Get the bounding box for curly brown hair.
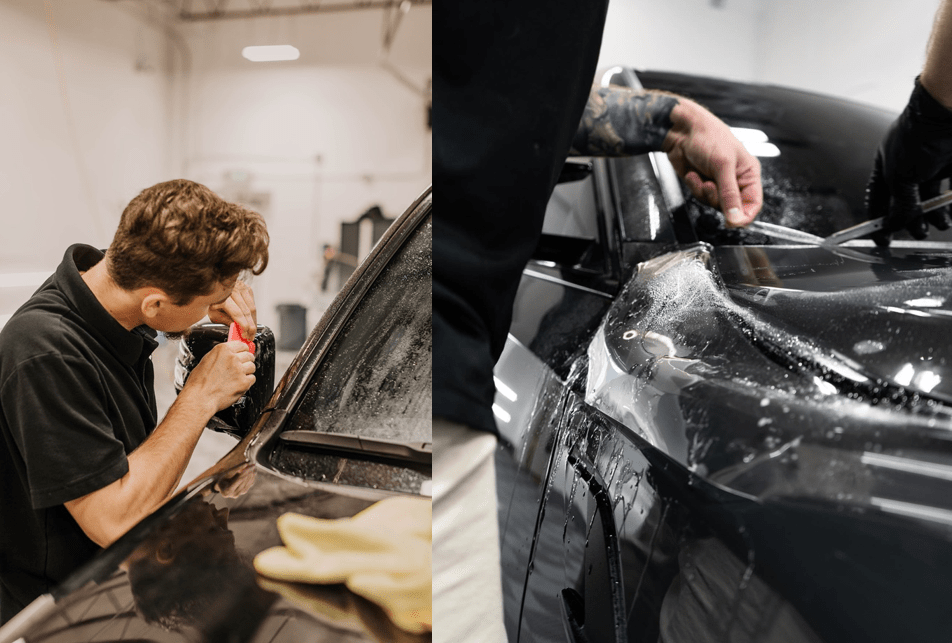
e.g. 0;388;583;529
107;180;269;304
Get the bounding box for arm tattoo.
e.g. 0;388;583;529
569;85;679;156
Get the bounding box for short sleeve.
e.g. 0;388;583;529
1;353;128;508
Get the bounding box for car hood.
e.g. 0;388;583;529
714;242;952;403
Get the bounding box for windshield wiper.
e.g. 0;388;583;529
279;430;432;468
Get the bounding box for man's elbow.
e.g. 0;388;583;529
64;489;140;548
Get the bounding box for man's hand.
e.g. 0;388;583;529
183;341;256;413
569;86;762;227
208;279;257;339
663;99;763;227
866;78;952;247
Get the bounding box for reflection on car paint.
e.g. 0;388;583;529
18;472;428;643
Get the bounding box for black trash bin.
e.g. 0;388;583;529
276;303;307;351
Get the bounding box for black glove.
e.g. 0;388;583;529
867;77;952;247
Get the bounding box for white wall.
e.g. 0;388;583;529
179;7;431;330
0;0;173;317
756;0;940;112
598;0;941;113
0;0;432;336
598;0;764;83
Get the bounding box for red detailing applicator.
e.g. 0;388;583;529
228;321;256;355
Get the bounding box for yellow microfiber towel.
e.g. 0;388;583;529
253;496;432;634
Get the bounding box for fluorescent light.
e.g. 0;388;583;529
492;403;511;424
730;127;768;143
600;66;624;87
730;127;781;158
813;376;837;395
863;452;952;481
871;497;952;527
743;142;781;158
895;363;915;387
905;297;945;308
914;370;942;393
493;376;517;402
242;45;300;62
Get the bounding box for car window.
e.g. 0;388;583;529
542;165;599;240
283;213;432;444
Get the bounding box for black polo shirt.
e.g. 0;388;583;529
0;244;158;624
432;0;610;433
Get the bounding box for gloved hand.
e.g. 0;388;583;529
253;496;432;634
867;77;952;247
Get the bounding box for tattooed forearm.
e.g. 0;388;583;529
569;85;680;156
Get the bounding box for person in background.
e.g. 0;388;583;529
868;0;952;245
432;2;762;641
0;179;268;624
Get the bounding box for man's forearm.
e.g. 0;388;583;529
922;0;952;108
64;390;216;547
569;85;680;157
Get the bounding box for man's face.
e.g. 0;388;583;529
155;279;236;339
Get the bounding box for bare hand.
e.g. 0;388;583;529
184;341;256;412
663;99;763;227
208;280;257;340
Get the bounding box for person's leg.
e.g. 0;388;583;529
432;417;508;642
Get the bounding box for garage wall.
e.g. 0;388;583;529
598;0;941;113
597;0;764;84
0;0;173;321
0;0;431;336
755;0;940;112
178;8;432;329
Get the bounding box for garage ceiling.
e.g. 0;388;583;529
150;0;431;22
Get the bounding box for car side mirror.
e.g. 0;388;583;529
557;160;593;184
173;323;276;438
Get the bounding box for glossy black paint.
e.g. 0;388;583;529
19;468;425;643
496;70;952;643
715;243;952;403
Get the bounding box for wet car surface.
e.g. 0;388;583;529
0;189;432;643
494;69;952;642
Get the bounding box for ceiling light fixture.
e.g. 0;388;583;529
242;45;300;62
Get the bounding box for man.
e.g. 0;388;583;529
867;0;952;244
0;179;269;624
432;3;762;641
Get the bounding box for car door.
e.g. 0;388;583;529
496;152;687;642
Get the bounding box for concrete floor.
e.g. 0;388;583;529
151;337;298;490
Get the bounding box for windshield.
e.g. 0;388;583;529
267;209;431;494
632;70;902;244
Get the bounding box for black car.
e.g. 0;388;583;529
494;68;952;643
0;188;432;643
